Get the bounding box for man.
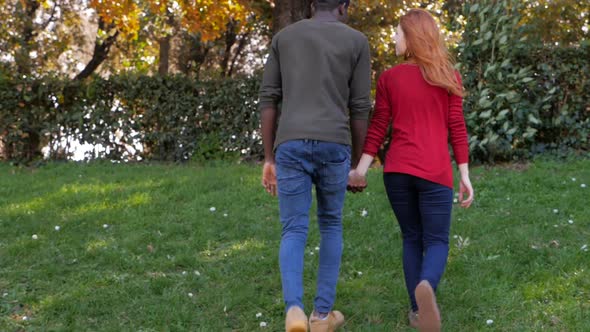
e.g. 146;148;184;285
258;0;371;331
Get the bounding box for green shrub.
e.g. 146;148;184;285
0;75;262;162
457;0;589;162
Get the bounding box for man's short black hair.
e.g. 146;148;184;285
314;0;350;11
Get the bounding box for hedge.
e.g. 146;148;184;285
1;1;588;163
0;74;262;162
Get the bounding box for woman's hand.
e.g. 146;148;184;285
458;163;474;208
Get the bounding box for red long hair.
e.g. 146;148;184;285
400;9;464;97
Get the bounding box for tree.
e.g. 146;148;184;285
0;0;85;77
0;0;87;160
348;0;458;78
521;0;589;45
148;0;255;75
272;0;313;33
77;0;141;80
171;0;272;78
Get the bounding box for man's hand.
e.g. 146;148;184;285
347;169;367;193
262;161;277;196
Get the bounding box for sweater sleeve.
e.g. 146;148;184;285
258;36;282;110
348;37;372;120
449;72;469;164
362;72;392;156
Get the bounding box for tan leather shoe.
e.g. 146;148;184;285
415;280;441;332
309;310;344;332
285;306;308;332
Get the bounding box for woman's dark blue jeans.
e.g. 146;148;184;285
383;173;453;311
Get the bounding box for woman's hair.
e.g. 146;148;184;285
400;9;463;96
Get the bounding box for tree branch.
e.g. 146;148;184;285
228;30;251;77
38;0;59;32
74;18;119;80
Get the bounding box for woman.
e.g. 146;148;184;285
349;9;474;332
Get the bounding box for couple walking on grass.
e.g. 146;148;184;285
258;1;475;331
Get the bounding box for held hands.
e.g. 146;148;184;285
347;169;367;193
263;162;369;196
262;161;277;196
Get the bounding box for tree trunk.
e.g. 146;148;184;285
75;18;118;81
0;134;8;160
220;20;238;77
12;0;41;162
158;35;171;75
228;31;251;77
15;0;40;76
273;0;313;33
194;45;210;79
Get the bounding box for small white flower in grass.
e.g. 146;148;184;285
182;271;187;275
103;224;109;229
54;225;60;231
582;184;587;188
188;292;194;297
210;207;216;212
2;292;7;297
223;213;228;217
22;316;28;321
453;235;458;239
357;271;363;276
568;219;574;224
486;319;493;325
553;224;558;228
309;251;314;256
194;270;201;276
315;246;320;251
256;312;262;318
572;177;576;182
361;209;368;217
456;236;470;250
32;234;38;240
453;198;458;203
553;209;559;214
582;244;588;251
260;322;267;327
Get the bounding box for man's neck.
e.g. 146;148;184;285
313;11;340;22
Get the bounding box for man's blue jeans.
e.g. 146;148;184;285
275;139;351;313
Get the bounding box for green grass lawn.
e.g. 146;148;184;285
1;159;589;331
